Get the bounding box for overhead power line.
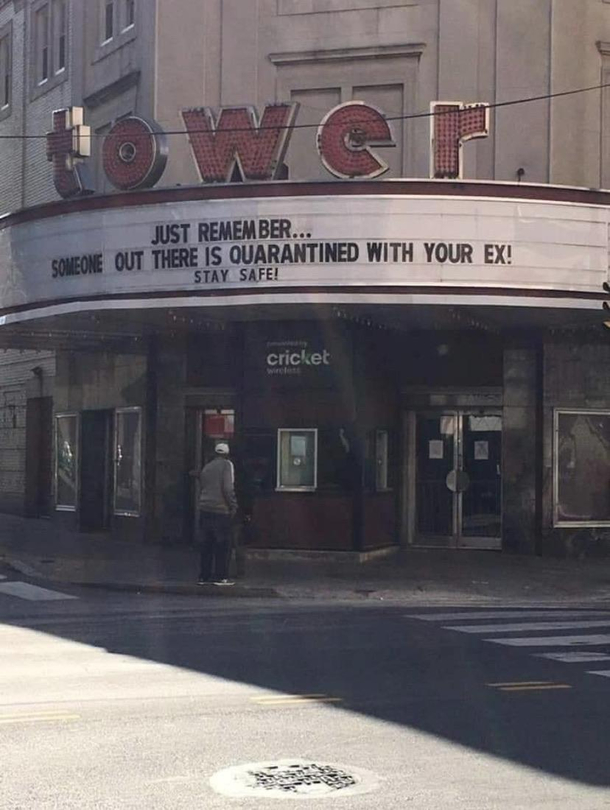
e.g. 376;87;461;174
0;80;608;140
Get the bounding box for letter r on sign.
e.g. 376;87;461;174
46;107;93;199
430;102;490;179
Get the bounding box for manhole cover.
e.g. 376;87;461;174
210;759;379;800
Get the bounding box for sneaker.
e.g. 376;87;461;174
213;579;235;586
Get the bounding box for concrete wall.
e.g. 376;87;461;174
152;0;610;187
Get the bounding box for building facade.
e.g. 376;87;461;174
1;0;610;558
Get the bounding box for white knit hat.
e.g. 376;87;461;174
215;442;230;455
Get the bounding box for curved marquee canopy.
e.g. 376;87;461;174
0;180;607;327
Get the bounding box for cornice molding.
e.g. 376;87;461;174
269;42;425;67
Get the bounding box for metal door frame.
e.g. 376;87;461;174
411;409;502;550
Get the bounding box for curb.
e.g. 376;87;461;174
3;557;281;599
4;550;610;606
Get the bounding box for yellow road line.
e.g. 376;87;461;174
252;694;342;706
0;714;80;725
0;710;78;719
497;684;572;692
253;693;329;702
487;681;555;687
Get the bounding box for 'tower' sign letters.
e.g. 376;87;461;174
47;99;490;199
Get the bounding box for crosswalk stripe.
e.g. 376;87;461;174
536;652;610;663
488;633;610;647
405;610;610;622
0;582;77;601
409;609;610;684
447;619;610;634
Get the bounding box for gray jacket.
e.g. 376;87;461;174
198;456;238;515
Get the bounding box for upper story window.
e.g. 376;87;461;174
0;29;11;111
102;0;114;43
33;0;68;91
123;0;135;30
100;0;135;46
35;5;50;83
53;0;67;73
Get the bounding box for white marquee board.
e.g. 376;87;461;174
0;194;607;321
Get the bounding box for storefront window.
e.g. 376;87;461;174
114;407;142;516
277;429;317;491
55;413;78;510
555;410;610;525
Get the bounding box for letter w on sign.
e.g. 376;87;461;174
430;102;489;179
181;103;299;183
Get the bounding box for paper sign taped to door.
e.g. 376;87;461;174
474;440;489;460
429;440;444;460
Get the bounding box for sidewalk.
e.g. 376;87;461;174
2;514;610;605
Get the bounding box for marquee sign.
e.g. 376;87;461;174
0;194;606;322
47;99;490;199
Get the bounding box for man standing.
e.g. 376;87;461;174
197;442;238;586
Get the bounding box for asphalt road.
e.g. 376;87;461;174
2;564;610;809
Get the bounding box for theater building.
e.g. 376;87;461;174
1;1;610;558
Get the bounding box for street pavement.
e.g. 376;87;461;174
1;563;610;809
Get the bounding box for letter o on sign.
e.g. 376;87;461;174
103;116;168;191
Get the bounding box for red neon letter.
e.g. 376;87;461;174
181;103;299;183
46;107;93;199
317;102;395;179
431;102;489;179
103;117;168;191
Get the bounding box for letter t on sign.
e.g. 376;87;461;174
46;107;93;199
430;102;490;179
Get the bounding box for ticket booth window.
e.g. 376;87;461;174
277;429;317;491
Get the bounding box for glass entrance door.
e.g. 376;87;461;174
415;411;502;549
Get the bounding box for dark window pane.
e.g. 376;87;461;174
239;433;276;495
55;415;78;509
105;1;114;40
318;428;358;492
114;410;142;514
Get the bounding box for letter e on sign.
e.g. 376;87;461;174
430;101;489;179
103;117;168;191
317;101;395;179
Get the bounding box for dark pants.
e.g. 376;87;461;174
198;511;234;581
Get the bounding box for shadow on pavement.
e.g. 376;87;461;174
2;598;609;788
